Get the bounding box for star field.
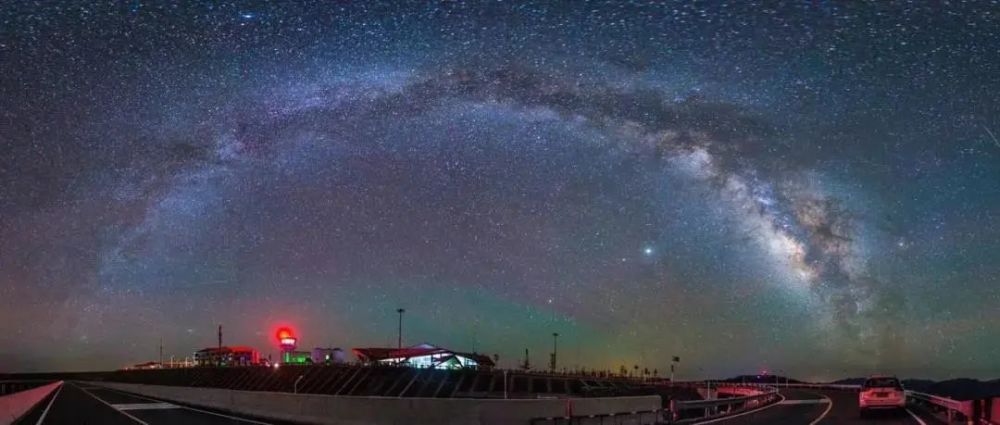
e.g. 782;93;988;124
1;1;998;380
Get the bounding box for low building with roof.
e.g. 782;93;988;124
127;361;161;370
353;343;494;370
312;347;347;364
194;346;260;366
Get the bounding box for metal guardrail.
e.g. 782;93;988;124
530;409;664;424
526;381;999;425
0;380;55;396
907;391;970;415
906;390;979;423
528;384;780;424
691;381;861;391
760;382;995;424
777;383;998;424
19;366;650;399
669;382;999;425
0;380;62;424
778;383;861;390
669;385;780;423
773;383;993;424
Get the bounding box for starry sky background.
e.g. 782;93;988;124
1;1;998;380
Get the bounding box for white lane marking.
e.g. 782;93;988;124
73;383;150;425
803;391;833;425
35;383;63;425
96;386;273;425
779;399;831;405
111;402;179;411
906;408;929;425
693;393;786;424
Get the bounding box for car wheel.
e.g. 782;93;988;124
859;408;867;418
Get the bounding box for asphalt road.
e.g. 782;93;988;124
14;382;956;425
692;388;950;425
16;382;280;425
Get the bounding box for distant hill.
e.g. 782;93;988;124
720;375;804;384
899;379;937;393
829;377;1000;400
918;378;1000;400
830;377;866;386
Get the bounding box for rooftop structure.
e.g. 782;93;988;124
194;346;260;367
353;343;495;370
312;347;347;364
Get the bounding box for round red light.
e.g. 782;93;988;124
276;327;294;341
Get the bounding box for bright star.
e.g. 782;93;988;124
643;247;654;255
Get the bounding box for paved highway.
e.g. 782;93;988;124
694;387;949;425
16;382;284;425
13;381;957;424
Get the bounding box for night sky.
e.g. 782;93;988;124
1;1;998;380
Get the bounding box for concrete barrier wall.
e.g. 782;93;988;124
0;381;62;425
88;382;659;425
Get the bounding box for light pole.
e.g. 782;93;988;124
503;369;508;399
396;308;405;352
551;333;559;372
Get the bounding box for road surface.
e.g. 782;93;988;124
693;387;949;425
16;381;284;425
15;382;953;424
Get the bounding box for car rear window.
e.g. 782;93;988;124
864;378;902;389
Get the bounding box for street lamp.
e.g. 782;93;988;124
396;308;405;352
503;369;509;399
551;333;559;372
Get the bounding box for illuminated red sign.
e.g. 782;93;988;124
276;326;297;350
276;327;294;341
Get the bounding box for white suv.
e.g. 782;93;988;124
859;375;906;417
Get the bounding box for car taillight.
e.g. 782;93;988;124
864;388;902;398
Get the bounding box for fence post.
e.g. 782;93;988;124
967;398;979;425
